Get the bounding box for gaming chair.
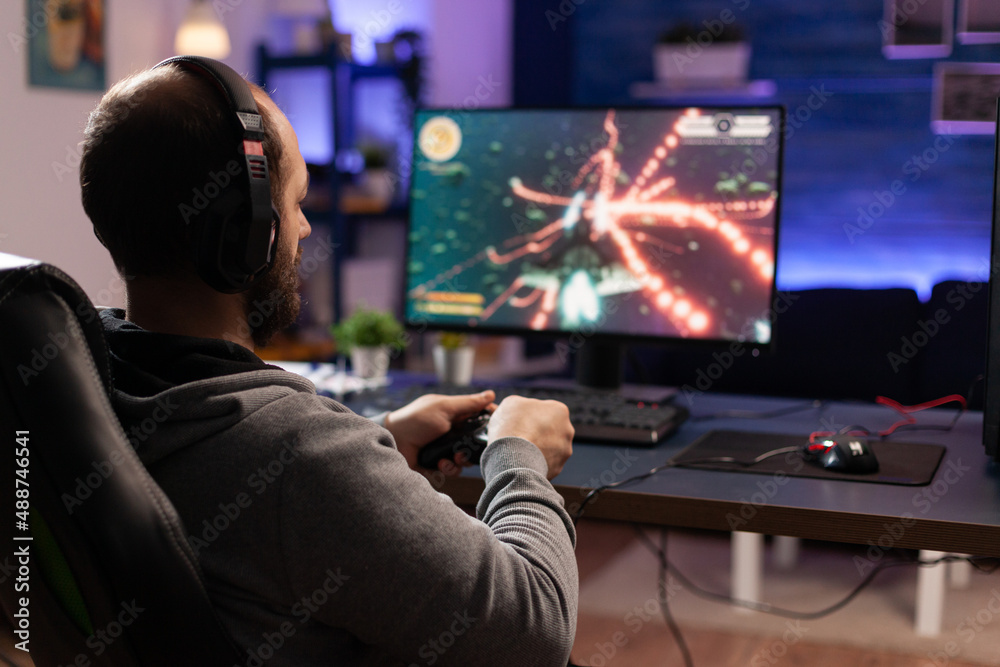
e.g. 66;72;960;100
0;253;241;666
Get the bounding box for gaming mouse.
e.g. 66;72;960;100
804;435;879;474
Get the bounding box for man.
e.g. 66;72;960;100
79;59;578;666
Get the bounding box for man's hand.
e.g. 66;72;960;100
384;391;496;476
488;396;574;479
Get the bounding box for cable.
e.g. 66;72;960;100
571;445;805;525
632;530;1000;620
806;393;967;444
653;528;694;667
679;445;802;468
966;374;984;408
690;399;824;422
572;460;678;526
571;526;999;667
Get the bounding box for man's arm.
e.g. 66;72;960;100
276;397;577;667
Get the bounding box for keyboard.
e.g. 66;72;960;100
354;383;689;446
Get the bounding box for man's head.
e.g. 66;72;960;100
80;61;311;347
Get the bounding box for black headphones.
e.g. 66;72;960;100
151;55;279;294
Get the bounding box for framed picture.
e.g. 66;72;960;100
957;0;1000;45
26;0;105;91
882;0;954;59
931;62;1000;134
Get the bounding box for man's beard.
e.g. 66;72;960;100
244;244;303;348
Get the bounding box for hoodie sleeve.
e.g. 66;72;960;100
274;395;578;667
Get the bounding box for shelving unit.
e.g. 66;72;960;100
257;44;420;324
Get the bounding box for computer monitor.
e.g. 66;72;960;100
405;106;785;389
982;99;1000;462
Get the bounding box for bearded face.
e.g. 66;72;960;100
244;242;303;348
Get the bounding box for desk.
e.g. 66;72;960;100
430;392;1000;556
341;386;1000;635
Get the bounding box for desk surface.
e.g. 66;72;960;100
430;392;1000;556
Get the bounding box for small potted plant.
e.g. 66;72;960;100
359;142;395;207
332;306;405;379
433;332;475;386
654;22;750;88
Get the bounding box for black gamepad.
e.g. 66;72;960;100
417;410;491;470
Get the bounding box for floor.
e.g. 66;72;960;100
2;521;996;666
570;520;1000;667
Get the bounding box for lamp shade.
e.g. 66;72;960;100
175;0;231;59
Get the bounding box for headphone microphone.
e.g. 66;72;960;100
152;55;279;294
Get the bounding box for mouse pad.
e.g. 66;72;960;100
672;430;946;486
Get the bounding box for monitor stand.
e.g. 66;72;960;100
526;340;678;404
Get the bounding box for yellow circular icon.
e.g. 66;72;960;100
418;116;462;162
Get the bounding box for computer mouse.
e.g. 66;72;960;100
804;435;879;474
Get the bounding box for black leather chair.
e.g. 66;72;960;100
0;253;240;666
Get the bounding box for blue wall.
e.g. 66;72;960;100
571;0;1000;298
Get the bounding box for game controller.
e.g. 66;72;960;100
417;410;491;470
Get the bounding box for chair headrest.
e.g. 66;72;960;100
0;252;113;395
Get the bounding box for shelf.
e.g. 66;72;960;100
258;43;421;324
258;333;336;362
630;79;777;101
258;47;410;80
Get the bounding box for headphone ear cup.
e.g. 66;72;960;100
191;189;249;293
190;206;229;294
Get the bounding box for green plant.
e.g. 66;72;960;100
658;22;743;44
437;332;470;349
331;306;405;353
359;143;390;170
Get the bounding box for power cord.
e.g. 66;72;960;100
635;529;998;620
568;529;999;667
571;446;801;526
690;399;824;422
650;528;694;667
808;393;967;443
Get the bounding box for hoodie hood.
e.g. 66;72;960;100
100;308;320;466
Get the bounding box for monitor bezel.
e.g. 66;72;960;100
403;104;787;352
982;98;1000;461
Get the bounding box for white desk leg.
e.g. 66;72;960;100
949;554;971;589
915;549;947;636
732;531;764;613
773;535;800;570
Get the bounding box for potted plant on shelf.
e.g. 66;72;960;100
359;142;395;208
331;306;405;379
654;22;751;88
433;332;475;386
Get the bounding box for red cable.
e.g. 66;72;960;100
874;394;966;437
807;394;966;444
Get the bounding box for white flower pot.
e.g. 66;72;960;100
433;345;475;386
363;168;395;207
654;41;751;87
351;345;390;379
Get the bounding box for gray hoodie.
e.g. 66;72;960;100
100;309;578;666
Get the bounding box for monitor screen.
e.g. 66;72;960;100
405;106;784;346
